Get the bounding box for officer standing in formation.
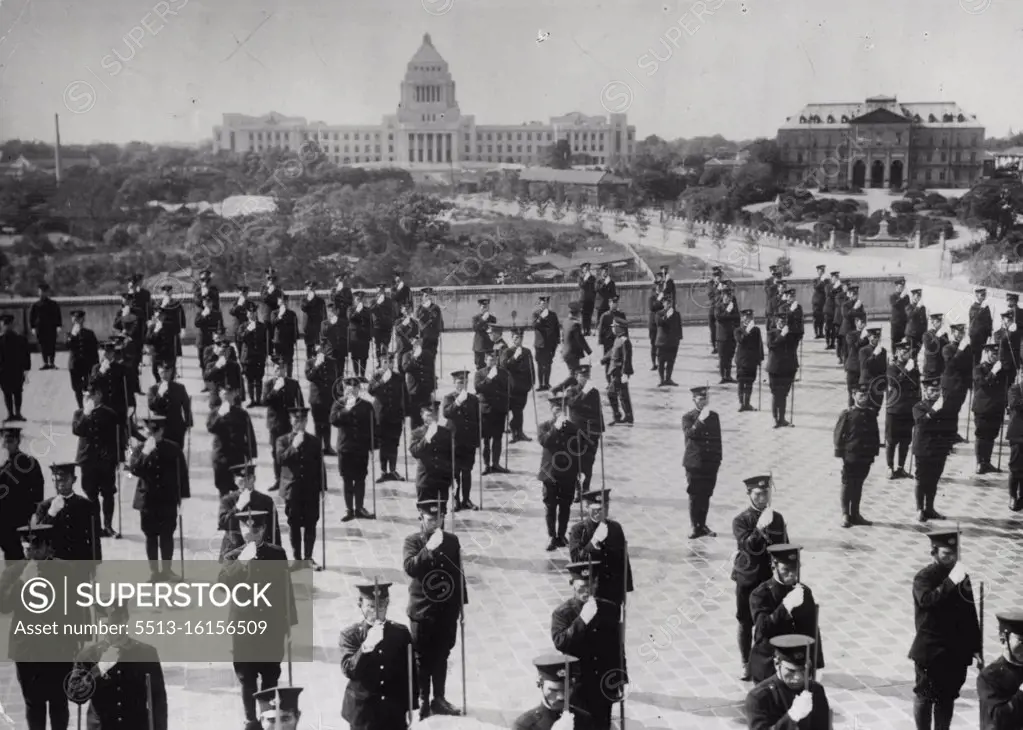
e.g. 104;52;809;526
681;385;721;539
833;384;880;527
561;302;591;373
537;394;582;551
512;654;595;730
744;634;831;729
503;326;536;441
264;355;305;492
0;426;44;560
330;376;376;522
471;297;497;369
300;280;326;360
885;338;919;479
969;286;994;364
654;292;682;387
890;277;910;351
30;282;63;370
217;461;281;559
973;343;1007;475
533;294;561;392
475;349;510;474
1008;371;1023;512
66;308;99;409
766;313;798;428
823;271;841;350
36;462;102;563
734;308;763;412
715;280;740;383
811;265;828;339
603;318;634;425
442;370;480;511
277;406;324;566
368;352;404;481
568;489;633;610
409;400;454;502
207;383;258;495
976;610;1023;730
912;377;957;521
0;313;30;421
270;294;299;378
252;687;303;730
905;287;928;358
578;263;596;336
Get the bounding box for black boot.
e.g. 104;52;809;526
932;700;954;730
913;697;933;730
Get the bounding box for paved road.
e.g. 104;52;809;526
0;329;1019;730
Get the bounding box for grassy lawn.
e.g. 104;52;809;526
632;244;757;279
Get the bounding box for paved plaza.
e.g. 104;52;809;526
1;327;1021;730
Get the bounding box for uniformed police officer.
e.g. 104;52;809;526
415;287;444;356
263;356;305;492
766;313;799;428
996;310;1022;386
471;298;497;369
557;365;603;492
921;313;948;379
859;326;888;417
203;331;244;408
734;309;763;412
731;475;788;681
595;265;617;326
300;280;327;361
475;349;511;474
207;384;259;496
240;302;268;406
941;322;973;442
811;265;828;339
28;282;62;369
441;371;481;511
654;295;682;388
976;609;1023;730
367;352;405;481
578;263;597;336
512;654;595;730
905;287;928;359
829;278;847;357
409;400;455;503
269;294;299;378
538;394;582;551
503;326;537;441
744;634;831;729
843;315;869;406
66;309;99;409
403;333;436;430
72;384;122;538
74;602;169;730
562;303;591;374
833;384;880;527
707;265;723;353
252;686;303;730
969;287;994;365
196;293;225;372
320;301;348;377
0;426;44;560
551;560;626;730
749;545;824;684
568;489;633;610
392;302;419;374
217;462;282;560
330;376;376;522
35;462;102;564
533;295;561;391
348;290;373;376
128;414;189;580
681;386;722;539
277;407;324;566
890;277;910;351
339;581;418;730
913;377;958;522
403;499;467;719
597;296;626;358
0;313;30;422
1008;370;1023;513
147;359;193;449
370;283;395;364
973;343;1007;474
909;529;982;730
886;338;920;479
823;271;840;350
716;281;740;383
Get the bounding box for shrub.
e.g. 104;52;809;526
891;200;915;214
775;255;793;277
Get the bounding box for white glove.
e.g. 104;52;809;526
237;296;246;306
246;322;256;332
1011;323;1018;333
100;360;110;373
413;345;422;358
788;690;813;722
158;381;169;396
292;431;305;447
142;437;156;456
757;507;774;529
591;521;608;545
377;294;384;304
906;358;915;372
381;370;392;383
426;423;438;442
621;374;629;384
782;584;805;612
933;396;944;411
959;337;968;351
71;324;81;336
727;302;735;312
202;306;211;316
426;528;443;551
403;316;412;325
488;366;498;379
218;400;231;416
556;415;567;429
789;301;797;312
274;377;284;391
239;542;258;561
236;490;251;511
48;495;66;517
948;562;967;585
579;597;598;624
781;326;790;336
267;284;276;293
83;399;95;416
97;646;121;676
993;361;1003;374
306;291;315;301
315;353;325;366
216;356;227;368
541;308;549;318
698;406;711;421
873;345;883;356
667;307;675;316
345;397;357;411
854;300;863;309
362;623;384;652
154;321;163;332
551;711;575;730
456;390;468;404
514;347;522;359
356;303;363;312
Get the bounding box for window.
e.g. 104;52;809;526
487;133;492;140
388;145;393;153
547;133;552;141
527;133;532;141
895;133;902;145
344;133;349;140
344;158;350;164
497;145;503;153
970;151;976;162
375;145;380;153
344;145;349;153
940;152;947;162
926;170;933;181
465;147;470;154
388;133;393;141
939;171;946;181
517;133;522;140
517;145;522;152
487;145;492;153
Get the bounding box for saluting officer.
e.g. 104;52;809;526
731;475;788;682
595;265;617;325
940;322;973;442
195;293;224;373
348;290;373;376
811;265;828;339
66;309;99;409
766;313;798;428
659;264;676;303
745;634;831;729
885;339;920;480
749;545;824;684
843;315;868;405
128;415;189;581
128;272;153;321
409;400;455;503
1009;292;1023;328
716;281;740;384
392;269;413;313
782;287;804;344
203;332;244;409
839;283;865;364
416;287;444;356
332;270;355;316
207;383;258;495
277;406;324;567
471;297;497;369
708;265;724;353
969;287;994;365
29;281;62;370
305;339;338;456
909;529;982;730
503;326;536;441
442;370;480;511
913;377;958;522
681;386;722;539
240;302;268;407
567;489;633;610
392;302;420;374
512;654;596;730
833;384;880;527
72;386;122;538
147;360;193;449
260;268;284;331
823;271;840;350
890;277;910;351
551;560;626;730
370;283;395;363
74;602;169;730
0;426;44;560
562;303;591;373
217;461;282;560
368;352;405;481
905;288;929;359
555;364;604;493
648;276;665;371
229;285;253;355
996;310;1022;386
475;349;511;474
270;294;299;378
264;355;305;492
403;499;467;719
654;294;682;388
603;319;633;426
973;343;1007;475
300;280;327;360
859;326;888;417
156;283;186;369
538;394;582;551
403;333;436;430
330;376;376;522
0;313;30;422
597;295;626;358
578;263;597;336
734;308;763;412
921;312;948;379
320;300;348;378
35;462;102;563
339;581;418;730
976;610;1023;730
830;279;848;357
89;340;131;438
533;294;561;392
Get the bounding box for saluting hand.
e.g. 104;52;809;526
782;584;805;612
781;326;790;337
426;528;443;551
551;710;575;730
488;366;498;379
239;542;258;561
158;380;169;396
789;301;797;312
456;390;468;405
142;438;156;456
948;561;967;585
591;521;608;545
579;597;598;624
292;431;305;447
788;690;813;722
236;490;251;511
426;423;438;442
98;646;121;676
993;361;1003;375
48;495;65;518
363;622;384;652
274;377;285;391
698;405;711;421
381;370;392;383
756;507;774;529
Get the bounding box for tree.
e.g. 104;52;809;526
710;221;728;260
542;140;572;170
550;201;566;223
743;228;763;271
632;209;650;242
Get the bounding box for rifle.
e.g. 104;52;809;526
619;538;628;729
146;672;155;730
979;581;985;668
319;456;327;572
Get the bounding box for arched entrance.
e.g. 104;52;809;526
851;160;866;188
870;160;885;188
890;160;904;189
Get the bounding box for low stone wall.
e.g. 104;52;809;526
0;276;903;349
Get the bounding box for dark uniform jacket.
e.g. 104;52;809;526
472;311;498;353
146;381;193;447
402;530;468;621
579;272;596;303
217;489;282;558
301;294;327;342
67;326;100;373
340;619;417;730
441;392;481;449
823;281;838;319
940;341;973;393
745;676;831;730
595;278;617;313
501;346;536;395
886;363;921;416
655;309;683;348
239;321;268;368
276;431;325;512
35;493;102;562
715;297;740;342
912;399;958;458
766;330;799;377
787;302;805;341
305;355;339;420
474;366;510;414
661;277;676;304
681;409;722;473
891;292;910;334
648;294;665;330
973;362;1008;417
840;299;865;337
844;332;867;375
750;579;825;678
812;277;828;312
1008;384;1023;444
263;377;305;436
970;303;994;344
597;310;627;352
402;349;436;407
29;297;62;333
219;542;295;662
206;405;258;469
858;342;888;386
75;638;168;730
908;561;981;667
330;398;376;454
88;361;130;420
533;310;562;353
562;321;591;362
369;295;394;340
537;418;582;484
831;289;847;327
192;281;221;309
409;424;454;499
568;519;634;606
833;406;881;462
0;450;44;535
976;656;1023;730
270;308;299;352
730;508;788;588
565;384;604;438
129;438;190;512
415;303;443;347
392;281;413;313
203;349;243;393
0;329;30;384
996;326;1023;383
348;305;373;349
551;596;626;704
320;318;347;359
156;302;186;356
260;283;284;317
368;370;406;429
195;308;224;356
906;302;929;340
512;704;596;730
331;286;354;317
921;330;948;378
734;325;764;376
228;297;250;336
392;316;419;368
604;336;633;379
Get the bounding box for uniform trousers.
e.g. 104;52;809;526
942;387;968;434
579;435;599;493
0;525;25;560
373;332;391;362
840;459;872;516
234;662;281;724
16;661;72;730
80;462;117;528
717;340;736;379
273;347;295;379
473;351;488;370
243;365;265;404
214;462;238;495
647;325;658;366
708;312;717;349
685;468;718;528
269;430;289;488
542;479;575;539
812;306;825;337
37;330;58;366
379;421;403;474
454;445;476;503
973;413;1000;465
535;349;555;389
349;343;370;377
509;392;529;435
836;332;847;363
339;450;370;512
845;371;860;406
736;371;757;408
913;660;968;730
914;453;949;511
607;375;632;421
891;325;906;354
411;615;459;703
140;508;176;573
1009;443;1023;502
768;375;793;423
885;413;914;469
312;408;332;453
735;584;756;665
656;345;678;384
286;503;318;560
1;378;24;418
69;369;91;408
824;316;836;347
581;301;595;335
481;412;506;467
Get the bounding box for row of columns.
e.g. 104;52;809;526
407;132;453;164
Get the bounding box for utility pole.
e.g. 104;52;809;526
54;113;63;186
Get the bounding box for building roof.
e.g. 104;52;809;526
994;147;1023;157
518;168;626;185
409;33;445;66
526;246;632;271
779;97;982;130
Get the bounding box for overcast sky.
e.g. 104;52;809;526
1;0;1018;145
